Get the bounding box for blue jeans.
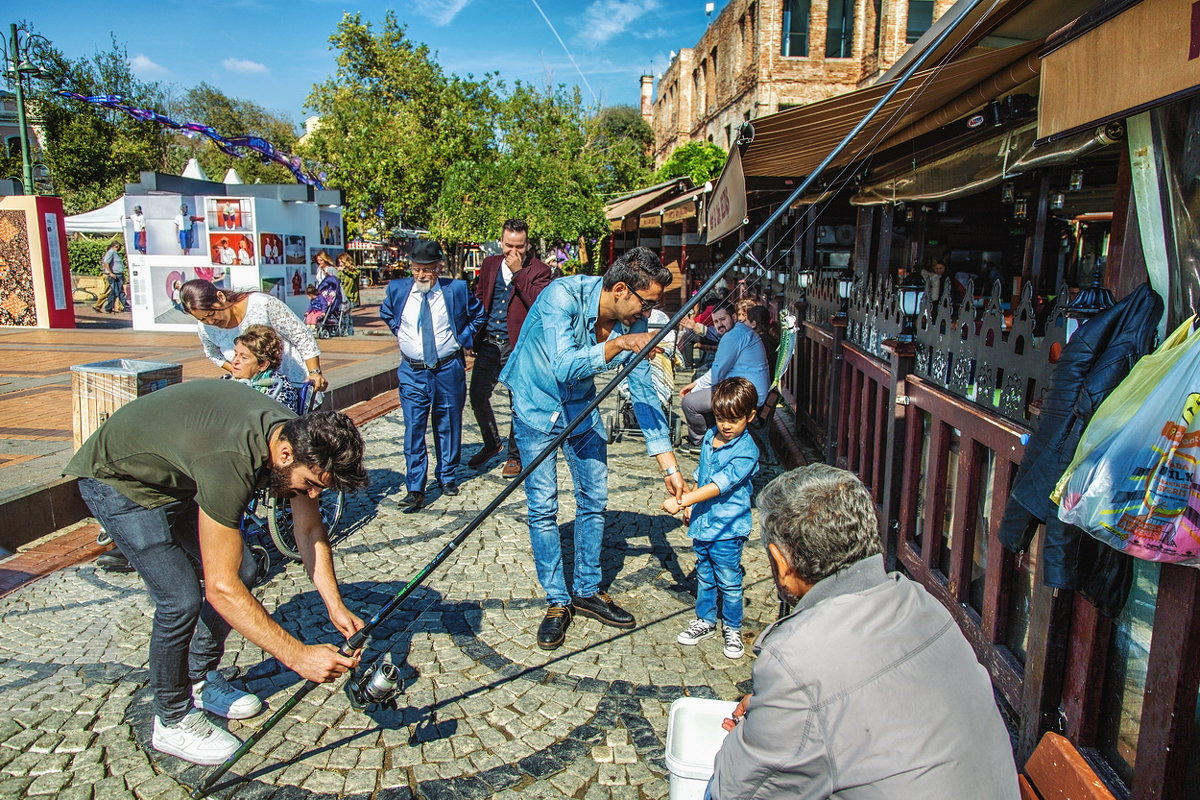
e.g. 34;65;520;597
694;537;746;629
513;415;608;605
103;274;126;312
78;478;255;723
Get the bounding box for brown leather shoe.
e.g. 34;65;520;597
501;458;522;478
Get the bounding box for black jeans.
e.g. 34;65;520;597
469;337;520;461
78;478;255;723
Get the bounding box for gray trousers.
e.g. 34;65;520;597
681;386;714;445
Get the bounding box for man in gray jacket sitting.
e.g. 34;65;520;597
708;464;1019;799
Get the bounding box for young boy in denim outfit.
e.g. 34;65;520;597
662;376;760;658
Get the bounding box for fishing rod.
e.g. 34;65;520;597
190;3;988;794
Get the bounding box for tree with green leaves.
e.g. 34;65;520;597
655;140;727;186
300;12;498;239
585;105;654;198
430;81;607;252
167;83;299;184
22;32;169;213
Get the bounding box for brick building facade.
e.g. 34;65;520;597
651;0;956;164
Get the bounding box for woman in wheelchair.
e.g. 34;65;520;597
227;325;304;413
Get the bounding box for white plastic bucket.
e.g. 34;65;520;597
665;697;739;800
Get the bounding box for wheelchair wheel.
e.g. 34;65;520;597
266;490;346;561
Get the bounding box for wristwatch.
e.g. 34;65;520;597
662;465;679;478
309;368;323;375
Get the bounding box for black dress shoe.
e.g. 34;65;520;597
467;444;502;469
441;483;460;497
571;592;635;629
537;604;573;650
398;491;426;510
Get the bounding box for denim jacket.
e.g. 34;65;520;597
690;428;759;541
500;275;671;455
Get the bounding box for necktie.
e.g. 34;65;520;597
420;291;438;365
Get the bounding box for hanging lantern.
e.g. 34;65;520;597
1050;192;1066;211
1001;182;1015;203
1069;170;1084;191
897;273;926;343
1013;197;1028;221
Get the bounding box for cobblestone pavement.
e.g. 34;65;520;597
0;389;783;799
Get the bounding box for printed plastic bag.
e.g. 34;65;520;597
1055;317;1200;564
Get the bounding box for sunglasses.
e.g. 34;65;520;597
627;284;658;313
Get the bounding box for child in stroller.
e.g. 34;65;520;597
607;309;686;447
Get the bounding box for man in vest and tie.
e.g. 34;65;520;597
381;241;487;510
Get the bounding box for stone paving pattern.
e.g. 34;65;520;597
0;386;783;799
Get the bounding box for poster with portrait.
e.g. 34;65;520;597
209;233;255;266
284;235;307;265
207;198;253;231
319;210;342;246
288;267;307;297
123;195;207;258
147;265;228;325
259;233;284;264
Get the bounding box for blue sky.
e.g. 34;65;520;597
26;0;728;126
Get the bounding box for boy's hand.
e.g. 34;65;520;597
661;497;682;515
682;507;691;524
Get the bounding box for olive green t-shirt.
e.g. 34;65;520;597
65;379;296;528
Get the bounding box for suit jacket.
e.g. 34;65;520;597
473;255;553;346
380;277;487;354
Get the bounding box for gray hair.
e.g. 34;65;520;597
757;464;881;583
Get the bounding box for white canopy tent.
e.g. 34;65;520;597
64;197;124;234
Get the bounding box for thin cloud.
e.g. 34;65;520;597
223;58;269;74
129;54;167;76
575;0;661;47
412;0;471;26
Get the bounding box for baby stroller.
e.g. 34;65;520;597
606;310;686;447
314;278;354;338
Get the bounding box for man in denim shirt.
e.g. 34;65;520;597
500;247;686;650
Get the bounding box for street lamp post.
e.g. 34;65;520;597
4;23;53;195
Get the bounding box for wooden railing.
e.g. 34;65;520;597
770;279;1200;799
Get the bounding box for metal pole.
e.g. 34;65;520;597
9;24;36;195
192;1;986;794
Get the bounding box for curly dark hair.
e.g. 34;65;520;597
602;246;673;292
279;411;369;492
235;324;284;371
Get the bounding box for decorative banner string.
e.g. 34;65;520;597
56;91;326;189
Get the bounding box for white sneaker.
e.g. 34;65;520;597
723;627;745;659
677;618;717;646
151;710;242;765
192;670;263;720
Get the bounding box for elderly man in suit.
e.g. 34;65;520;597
381;240;487;510
467;219;553;478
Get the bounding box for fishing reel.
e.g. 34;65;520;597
345;659;403;711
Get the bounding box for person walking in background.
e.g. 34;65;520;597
662;377;759;660
499;247;685;651
467;219;552;478
337;252;360;308
98;242;127;314
380;240;487;511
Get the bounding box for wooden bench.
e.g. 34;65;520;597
1020;732;1115;800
